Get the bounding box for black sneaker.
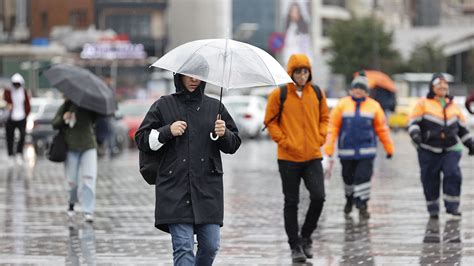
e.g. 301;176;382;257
359;206;370;219
301;237;313;258
344;198;353;215
291;246;307;263
447;210;462;220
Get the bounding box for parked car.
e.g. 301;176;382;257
222;95;267;139
117;99;153;146
27;98;64;154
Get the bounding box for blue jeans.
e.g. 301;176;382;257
65;149;97;214
168;223;220;266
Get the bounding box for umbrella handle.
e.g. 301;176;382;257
210;132;219;141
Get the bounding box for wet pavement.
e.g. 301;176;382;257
0;132;473;265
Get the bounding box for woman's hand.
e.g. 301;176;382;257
171;121;187;136
214;114;226;137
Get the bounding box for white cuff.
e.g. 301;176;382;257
149;129;164;151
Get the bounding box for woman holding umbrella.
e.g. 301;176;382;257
135;72;241;265
44;64;116;223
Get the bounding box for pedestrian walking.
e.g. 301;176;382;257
3;73;30;166
323;71;394;219
135;73;241;265
408;72;474;220
264;53;329;263
52;99;99;223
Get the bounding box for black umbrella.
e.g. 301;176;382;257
43;64;115;115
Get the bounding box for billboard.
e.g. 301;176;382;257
281;0;313;65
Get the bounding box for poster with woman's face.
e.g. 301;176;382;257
281;0;313;65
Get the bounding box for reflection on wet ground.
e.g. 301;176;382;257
0;132;473;265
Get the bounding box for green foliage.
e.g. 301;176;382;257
327;17;400;83
407;39;446;72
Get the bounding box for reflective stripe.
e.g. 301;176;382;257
339;149;356;156
359;147;377;155
360;112;375;119
461;133;472;142
358;193;370;200
408;124;420;134
444;194;460;202
446;117;458;126
423;114;444;126
354;188;370;199
409;117;422;125
342;112;355;118
426;199;439;206
420;143;443;153
354;182;371;192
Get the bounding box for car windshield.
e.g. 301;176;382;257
118;103;150;117
225;101;250;110
44;104;61;116
30;105;40;114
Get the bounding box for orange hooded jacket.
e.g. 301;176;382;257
264;54;330;162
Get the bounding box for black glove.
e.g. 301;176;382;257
386;154;392;159
469;148;474;156
411;134;422;145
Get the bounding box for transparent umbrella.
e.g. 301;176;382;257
151;39;293;140
150;38;293;100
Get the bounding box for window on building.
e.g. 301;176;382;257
105;14;151;39
70;9;88;28
323;0;346;8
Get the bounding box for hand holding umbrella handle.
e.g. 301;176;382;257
210;114;224;141
210;132;219;141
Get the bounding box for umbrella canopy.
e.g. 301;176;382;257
43;64;116;115
354;70;397;93
151;39;293;89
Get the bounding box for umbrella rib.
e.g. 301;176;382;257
250;46;278;85
177;40;218;75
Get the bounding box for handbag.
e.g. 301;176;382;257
47;130;68;162
0;108;10;124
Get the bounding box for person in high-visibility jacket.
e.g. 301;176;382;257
408;72;474;220
324;71;394;219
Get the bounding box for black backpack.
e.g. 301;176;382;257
263;84;323;130
139;95;180;185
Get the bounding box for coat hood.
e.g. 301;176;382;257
173;73;207;94
427;72;453;100
11;73;25;86
287;54;312;83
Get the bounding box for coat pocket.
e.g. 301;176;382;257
209;157;223;175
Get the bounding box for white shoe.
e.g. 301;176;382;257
67;210;75;218
15;154;24;165
7;156;15;167
84;213;94;223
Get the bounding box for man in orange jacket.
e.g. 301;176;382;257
264;54;329;263
324;71;394;219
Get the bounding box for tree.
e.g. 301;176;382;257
327;17;401;83
407;40;446;72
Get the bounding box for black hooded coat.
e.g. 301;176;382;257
135;74;241;232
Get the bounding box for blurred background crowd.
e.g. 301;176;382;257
0;0;473;158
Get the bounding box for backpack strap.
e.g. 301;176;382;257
262;85;287;130
311;85;322;102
